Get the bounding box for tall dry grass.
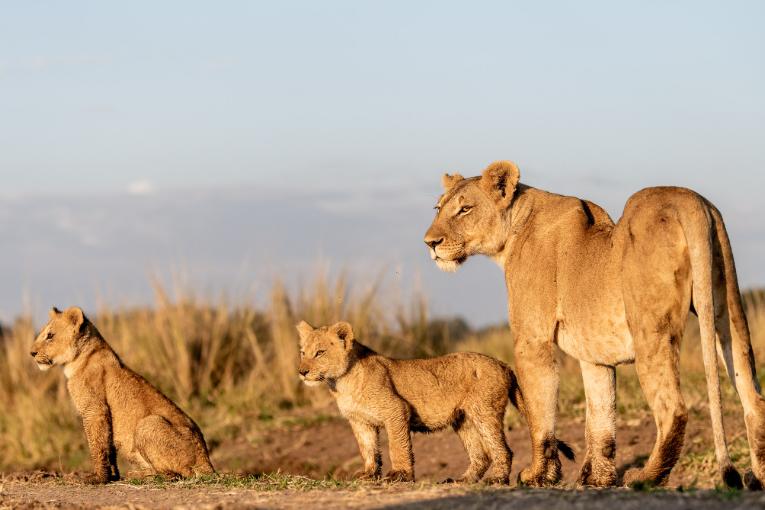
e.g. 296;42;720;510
0;273;454;471
0;277;764;473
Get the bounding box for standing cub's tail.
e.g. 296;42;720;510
507;366;575;461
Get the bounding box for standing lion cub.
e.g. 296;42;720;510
30;306;214;482
297;320;572;483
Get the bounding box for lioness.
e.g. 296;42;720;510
30;306;214;482
424;161;765;489
296;320;573;483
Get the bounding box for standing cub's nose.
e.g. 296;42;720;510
30;351;37;357
298;368;309;376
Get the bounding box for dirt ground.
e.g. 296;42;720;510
213;410;747;487
1;412;760;509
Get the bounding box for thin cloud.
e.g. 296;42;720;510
127;179;155;196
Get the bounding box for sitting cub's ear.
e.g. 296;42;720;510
329;321;355;350
480;161;520;208
49;307;62;319
441;173;464;192
296;320;314;339
63;306;86;329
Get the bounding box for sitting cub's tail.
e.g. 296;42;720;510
507;366;575;462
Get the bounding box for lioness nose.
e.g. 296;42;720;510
424;236;444;249
30;351;37;357
299;368;309;376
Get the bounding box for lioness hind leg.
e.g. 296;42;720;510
134;415;197;478
451;419;490;483
578;361;617;487
624;331;687;487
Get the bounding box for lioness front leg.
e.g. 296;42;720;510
515;336;562;486
349;419;381;480
382;402;414;482
578;361;617;487
81;407;118;484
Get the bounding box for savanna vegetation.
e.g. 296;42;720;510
1;273;764;486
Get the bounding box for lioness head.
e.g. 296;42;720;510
296;320;355;386
423;161;520;271
30;306;90;371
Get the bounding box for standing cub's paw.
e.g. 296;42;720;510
353;469;381;481
383;470;414;482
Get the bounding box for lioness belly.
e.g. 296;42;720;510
555;311;634;366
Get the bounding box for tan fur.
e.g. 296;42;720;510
424;161;765;489
296;320;544;484
30;307;214;483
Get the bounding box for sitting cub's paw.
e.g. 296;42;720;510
383;470;414;482
80;473;112;485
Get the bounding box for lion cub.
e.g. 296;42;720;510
30;307;214;483
297;320;572;483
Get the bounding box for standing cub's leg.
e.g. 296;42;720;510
382;399;415;482
349;420;382;479
451;420;490;483
134;415;214;477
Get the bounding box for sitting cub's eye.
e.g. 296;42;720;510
45;332;54;341
458;205;473;215
314;350;326;358
299;350;305;357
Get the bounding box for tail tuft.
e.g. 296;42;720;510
558;440;575;462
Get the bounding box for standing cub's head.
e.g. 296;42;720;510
30;306;91;371
296;320;355;386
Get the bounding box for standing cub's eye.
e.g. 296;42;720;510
458;205;473;215
314;350;326;358
45;332;54;341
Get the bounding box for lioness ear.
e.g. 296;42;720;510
441;173;464;192
63;306;85;329
296;320;314;340
480;161;520;208
329;321;355;350
49;307;62;319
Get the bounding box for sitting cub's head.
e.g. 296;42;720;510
296;320;355;386
30;306;90;371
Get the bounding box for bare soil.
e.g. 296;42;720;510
1;412;759;509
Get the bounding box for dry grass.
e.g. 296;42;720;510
1;277;764;474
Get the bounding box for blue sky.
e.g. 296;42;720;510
1;1;763;326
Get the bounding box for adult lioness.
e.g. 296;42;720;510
296;320;573;484
30;306;214;482
424;161;765;489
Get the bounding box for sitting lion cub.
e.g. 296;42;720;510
296;320;572;483
30;306;214;482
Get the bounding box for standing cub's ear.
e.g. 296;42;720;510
441;173;464;192
49;307;62;319
480;161;520;208
329;321;355;351
63;306;86;329
296;320;314;340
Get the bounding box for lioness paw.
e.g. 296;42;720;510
383;470;414;483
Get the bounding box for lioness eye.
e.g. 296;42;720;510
315;350;325;358
458;205;472;215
